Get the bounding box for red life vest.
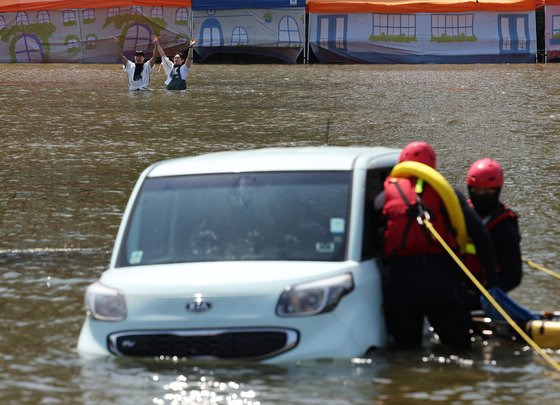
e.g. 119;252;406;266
485;204;518;231
462;244;484;280
462;204;518;283
381;176;458;258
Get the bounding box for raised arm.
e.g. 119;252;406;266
184;39;196;68
149;35;160;67
111;36;128;65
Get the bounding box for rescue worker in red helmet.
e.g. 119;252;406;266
375;141;496;350
466;158;522;292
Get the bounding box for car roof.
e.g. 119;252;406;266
147;146;400;177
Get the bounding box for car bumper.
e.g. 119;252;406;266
77;296;384;362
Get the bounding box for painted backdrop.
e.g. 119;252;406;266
0;0;192;62
192;0;305;63
307;0;539;63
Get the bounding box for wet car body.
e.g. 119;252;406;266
77;146;400;362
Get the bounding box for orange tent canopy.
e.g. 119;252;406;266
0;0;190;12
307;0;542;13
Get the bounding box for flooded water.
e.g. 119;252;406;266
1;62;560;403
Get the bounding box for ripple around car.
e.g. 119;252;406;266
77;146;400;362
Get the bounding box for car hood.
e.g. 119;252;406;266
99;261;359;297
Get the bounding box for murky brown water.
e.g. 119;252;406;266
1;63;559;403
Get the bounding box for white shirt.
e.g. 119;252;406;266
124;60;152;91
161;57;188;86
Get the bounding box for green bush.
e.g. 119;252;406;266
369;33;417;43
430;33;477;43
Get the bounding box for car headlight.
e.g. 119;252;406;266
85;281;127;322
276;273;354;317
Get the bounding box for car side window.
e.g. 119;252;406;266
361;167;392;260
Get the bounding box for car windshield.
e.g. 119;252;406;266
117;171;351;266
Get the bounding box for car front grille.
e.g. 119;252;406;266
107;328;299;360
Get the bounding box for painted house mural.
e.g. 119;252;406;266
0;0;193;63
545;0;560;60
307;0;538;63
192;0;305;63
0;0;547;63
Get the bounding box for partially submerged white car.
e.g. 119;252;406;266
77;146;400;362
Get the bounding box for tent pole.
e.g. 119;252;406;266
190;6;194;44
303;13;306;64
76;8;86;63
305;13;310;64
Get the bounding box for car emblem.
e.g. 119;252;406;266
121;339;136;348
186;294;212;313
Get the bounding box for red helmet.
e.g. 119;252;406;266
399;141;436;168
466;158;504;188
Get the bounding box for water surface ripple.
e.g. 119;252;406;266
0;63;559;403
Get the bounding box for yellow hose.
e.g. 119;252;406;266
423;218;560;373
523;258;560;281
390;161;467;253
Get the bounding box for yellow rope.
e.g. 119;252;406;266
422;218;560;373
523;258;560;281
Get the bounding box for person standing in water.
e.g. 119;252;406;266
376;141;496;351
154;37;196;90
112;35;158;91
466;158;522;293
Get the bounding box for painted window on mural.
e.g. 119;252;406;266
16;12;29;26
15;35;44;62
37;11;50;24
431;14;476;42
335;17;345;48
176;8;189;25
278;16;301;46
201;18;222;46
86;34;97;49
552;15;560;42
82;9;95;24
37;10;51;24
318;15;346;49
108;8;120;18
317;14;348;50
0;16;5;30
231;27;248;46
370;14;416;42
63;10;77;26
65;35;81;54
123;24;152;53
151;7;163;19
319;18;328;48
498;14;528;52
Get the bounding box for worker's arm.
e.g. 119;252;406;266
456;190;498;287
491;221;522;292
